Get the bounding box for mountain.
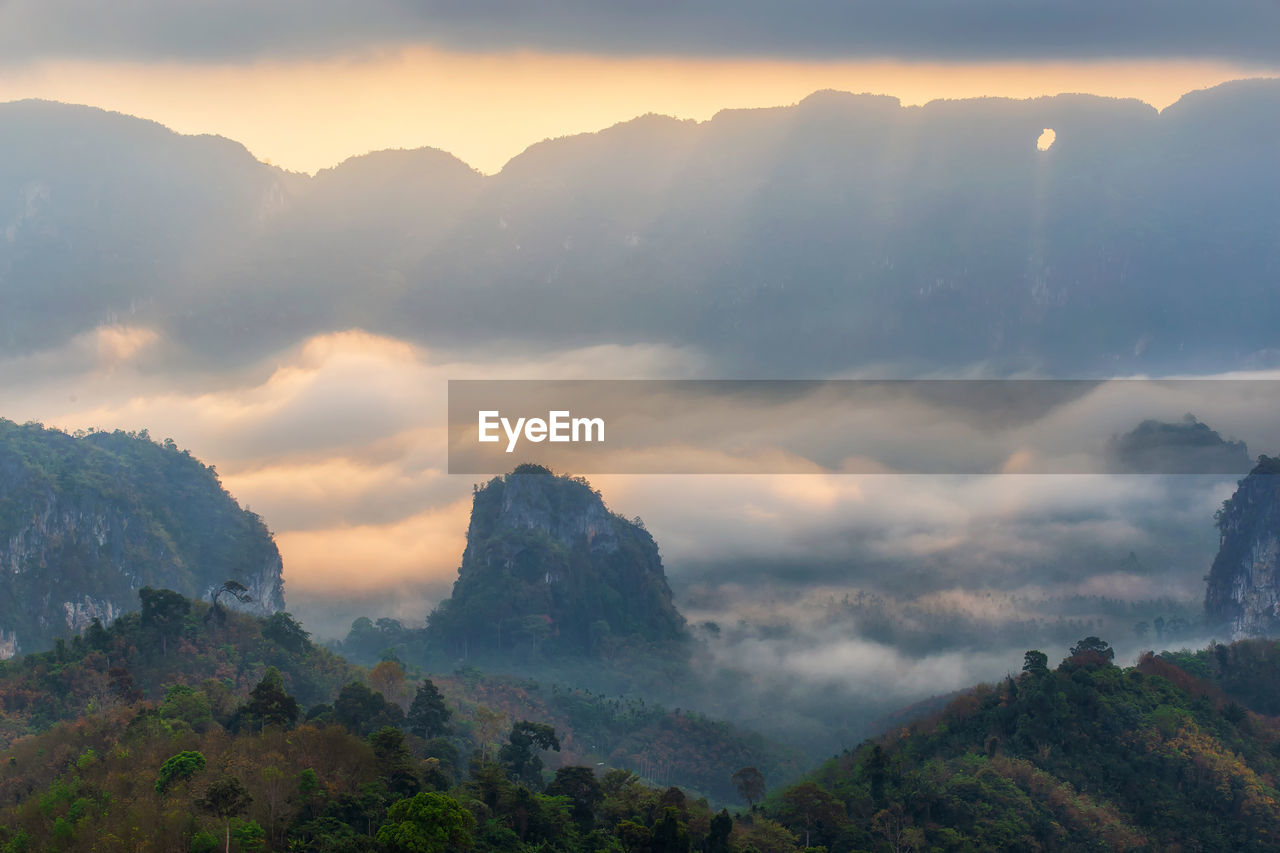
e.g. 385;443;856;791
0;100;294;358
5;81;1280;376
762;639;1280;851
1108;414;1251;474
0;420;284;658
1205;456;1280;637
425;465;688;662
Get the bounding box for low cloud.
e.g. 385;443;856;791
0;326;1254;649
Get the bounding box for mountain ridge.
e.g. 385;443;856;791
5;80;1280;376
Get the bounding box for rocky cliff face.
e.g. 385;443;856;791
0;420;284;658
429;465;686;659
1205;457;1280;638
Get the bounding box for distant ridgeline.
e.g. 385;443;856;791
0;420;284;658
1206;455;1280;638
414;466;688;667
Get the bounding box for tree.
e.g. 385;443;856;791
408;679;452;739
160;684;214;731
471;705;506;762
155;750;206;794
107;666;142;704
1069;636;1116;665
139;587;190;656
197;775;252;853
705;809;733;853
1022;650;1050;678
498;721;561;788
372;726;421;799
240;667;299;730
740;818;798;853
616;820;652;853
206;580;252;626
652;807;690;853
262;611;310;654
778;782;847;848
369;659;408;704
333;681;405;736
375;791;475;852
546;766;603;830
731;766;766;809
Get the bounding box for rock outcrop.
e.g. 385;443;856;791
1205;457;1280;637
0;420;284;657
428;465;686;659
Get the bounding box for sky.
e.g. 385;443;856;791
1;51;1272;174
0;3;1276;173
1;1;1275;701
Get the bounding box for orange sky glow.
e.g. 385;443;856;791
1;46;1274;174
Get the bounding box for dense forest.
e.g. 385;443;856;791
6;588;1280;850
0;590;801;851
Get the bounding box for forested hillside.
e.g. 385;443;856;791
0;420;284;657
761;638;1280;851
10;586;1280;850
0;590;800;851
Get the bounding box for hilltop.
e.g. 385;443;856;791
0;420;284;658
757;637;1280;850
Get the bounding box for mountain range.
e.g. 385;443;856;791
4;80;1280;377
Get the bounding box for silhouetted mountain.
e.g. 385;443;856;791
0;420;284;657
1108;414;1251;474
0;100;293;357
4;82;1280;375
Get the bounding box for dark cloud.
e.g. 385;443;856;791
0;1;1278;64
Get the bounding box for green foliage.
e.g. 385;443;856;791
189;830;219;853
408;679;452;740
0;588;358;748
199;775;253;820
160;684;215;731
546;766;604;829
498;721;561;788
155;749;206;794
332;681;404;736
780;638;1280;852
1021;649;1049;677
1164;638;1280;715
237;667;300;731
262;612;311;655
419;469;688;664
0;420;283;656
375;791;476;853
